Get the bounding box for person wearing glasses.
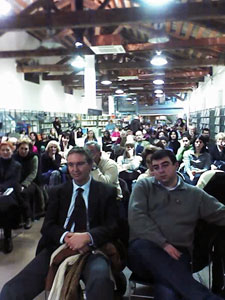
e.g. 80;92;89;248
0;147;120;300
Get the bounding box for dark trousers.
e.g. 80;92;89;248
0;249;114;300
128;239;223;300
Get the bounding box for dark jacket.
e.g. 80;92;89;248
41;152;61;173
0;157;21;193
36;179;118;254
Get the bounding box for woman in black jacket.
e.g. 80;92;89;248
0;141;21;253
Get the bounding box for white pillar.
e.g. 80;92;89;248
108;95;114;115
84;55;96;112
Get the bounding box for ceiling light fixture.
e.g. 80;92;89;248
75;41;83;48
148;35;170;44
155;93;163;98
154;89;163;94
153;79;165;85
100;75;112;85
150;51;168;66
145;0;172;5
70;55;85;69
0;0;11;15
115;89;124;94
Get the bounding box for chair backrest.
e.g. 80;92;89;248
203;171;225;205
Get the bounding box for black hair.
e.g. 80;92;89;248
193;135;207;153
67;146;93;165
168;130;179;141
150;149;177;165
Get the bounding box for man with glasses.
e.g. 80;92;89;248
1;147;119;300
128;149;225;300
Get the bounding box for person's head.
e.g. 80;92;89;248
85;141;101;164
103;130;111;139
0;142;14;159
188;125;196;137
124;141;135;158
87;130;96;139
169;130;178;141
67;147;93;185
55;117;60;123
150;150;178;187
50;128;56;136
182;133;192;148
126;129;133;136
61;132;70;143
142;145;161;171
135;130;143;142
17;138;32;157
159;136;168;148
29;132;38;142
77;127;82;132
215;132;225;148
7;137;18;152
157;131;167;139
193;135;207;153
41;132;48;141
202;128;210;137
46;140;60;155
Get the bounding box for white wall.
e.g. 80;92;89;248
0;32;97;114
188;66;225;112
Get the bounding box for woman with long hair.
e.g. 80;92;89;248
84;129;97;144
183;135;211;185
168;130;180;155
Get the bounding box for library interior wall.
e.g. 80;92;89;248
0;32;102;114
188;66;225;112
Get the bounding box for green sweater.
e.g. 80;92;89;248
128;177;225;251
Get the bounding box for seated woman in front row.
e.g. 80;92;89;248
0;142;21;253
182;135;211;185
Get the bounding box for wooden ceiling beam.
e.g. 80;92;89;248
125;37;225;52
0;47;92;58
1;1;225;32
16;60;217;73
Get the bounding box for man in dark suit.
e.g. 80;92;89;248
0;147;119;300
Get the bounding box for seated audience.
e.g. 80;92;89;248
41;141;62;186
183;135;211;185
137;145;161;181
7;137;18;153
102;130;113;153
168;130;180;155
128;149;225;300
85;141;122;199
210;132;225;171
29;131;39;153
117;141;142;173
134;130;150;156
59;132;72;165
48;128;58;141
0;147;121;300
176;133;193;163
84;129;97;144
37;132;49;153
0;142;21;253
14;138;39;229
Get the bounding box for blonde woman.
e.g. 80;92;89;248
41;141;62;185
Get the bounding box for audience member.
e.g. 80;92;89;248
128;149;225;300
0;147;120;300
134;130;150;156
14;138;39;229
0;142;21;253
41;140;62;186
168;130;180;155
182;135;211;185
84;129;97;144
210;132;225;171
85;141;122;199
176;133;193;163
102;130;113;153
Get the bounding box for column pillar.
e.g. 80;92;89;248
84;55;96;112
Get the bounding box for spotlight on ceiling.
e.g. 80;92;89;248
154;89;163;94
75;41;83;48
100;76;112;85
148;35;170;44
115;89;124;94
70;55;85;69
0;0;11;15
151;51;168;66
155;93;163;98
153;79;165;85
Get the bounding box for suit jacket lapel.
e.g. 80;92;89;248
88;179;98;226
61;180;73;223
